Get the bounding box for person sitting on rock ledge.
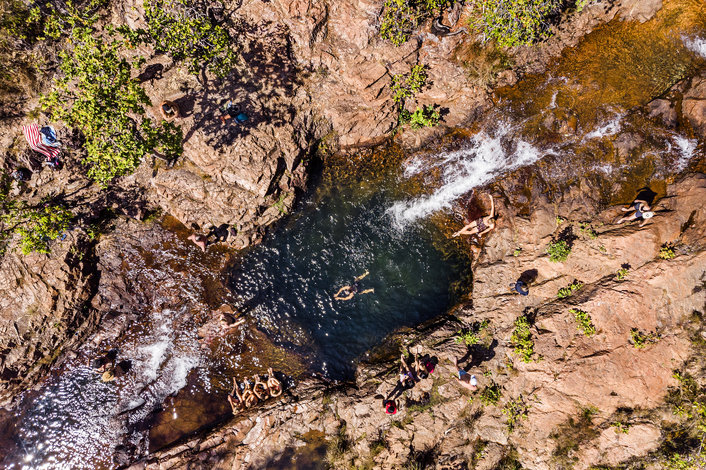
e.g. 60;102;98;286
616;198;655;226
188;233;208;252
267;367;283;397
334;271;375;301
452;356;477;392
90;349;118;373
451;194;496;238
160;100;180;122
228;377;245;415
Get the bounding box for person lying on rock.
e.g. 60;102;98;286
267;368;283;397
333;271;374;301
616;199;655;226
451;356;477;392
187;233;208;252
451;194;496;238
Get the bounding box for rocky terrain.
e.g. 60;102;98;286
0;0;704;467
143;174;706;470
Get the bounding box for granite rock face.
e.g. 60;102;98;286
145;175;706;469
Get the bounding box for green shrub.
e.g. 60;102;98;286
570;308;595;337
42;26;183;186
616;267;629;281
467;0;563;47
630;328;660;349
502;395;530;431
15;204;73;255
513;247;522;257
479;382;502;406
401;105;440;129
511;315;537;363
391;64;428;105
120;0;238;78
547;240;571;262
380;0;451;46
455;320;490;346
660;244;676;260
579;222;597;239
557;280;583;299
611;421;630;434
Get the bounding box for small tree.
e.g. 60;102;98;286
15;204;73;255
380;0;452;46
42;25;183;186
467;0;563;47
120;0;238;78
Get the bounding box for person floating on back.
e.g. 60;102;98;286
616;198;655;227
333;271;374;301
451;194;496;238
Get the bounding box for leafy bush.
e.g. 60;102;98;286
120;0;238;78
547;240;571;262
611;421;630;434
579;222;597;239
502;395;530;431
455;319;490;346
630;328;660;349
391;64;428;105
511;315;537;363
660;244;676;260
15;204;73;255
479;382;502;406
570;308;595;336
467;0;563;48
616;267;629;281
380;0;451;46
557;280;583;299
42;26;183;186
401;105;440;128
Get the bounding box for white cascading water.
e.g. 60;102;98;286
673;135;698;171
683;35;706;58
388;122;547;227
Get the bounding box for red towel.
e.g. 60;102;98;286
22;124;60;160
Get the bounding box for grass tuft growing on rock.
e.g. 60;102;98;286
660;244;676;260
557;280;583;299
455;319;490;346
616;267;629;281
630;328;660;349
502;395;530;431
547;240;571;262
510;315;538;363
478;381;502;406
570;308;596;337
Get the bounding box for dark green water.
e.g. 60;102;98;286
229;173;468;379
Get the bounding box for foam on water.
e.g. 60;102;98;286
583;115;622;141
389;122;545;226
673;135;698;171
683;35;706;58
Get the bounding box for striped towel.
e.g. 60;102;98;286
22;124;61;160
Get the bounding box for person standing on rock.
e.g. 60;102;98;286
451;356;477;392
451;194;496;238
616;198;655;226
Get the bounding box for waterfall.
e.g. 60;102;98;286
388;122;547;226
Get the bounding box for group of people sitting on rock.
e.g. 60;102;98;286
90;349;132;382
227;368;282;415
188;223;238;252
383;347;437;415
